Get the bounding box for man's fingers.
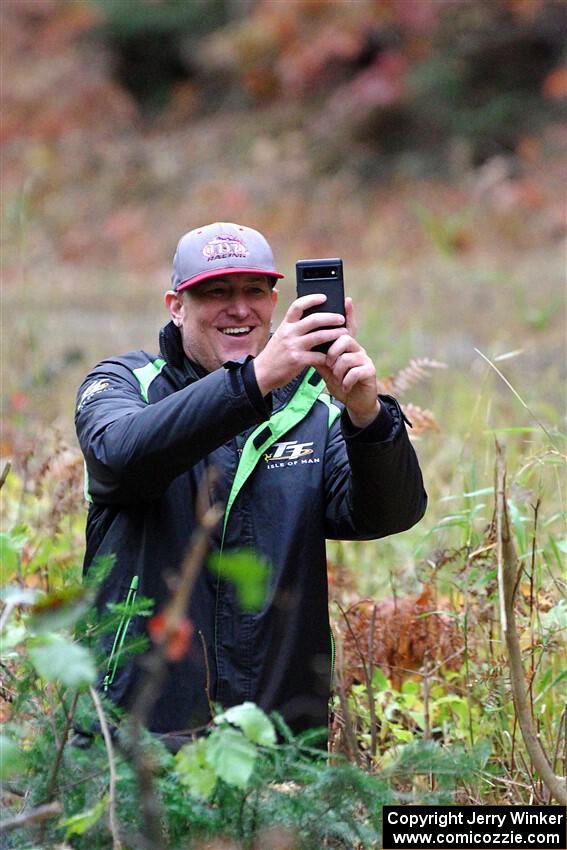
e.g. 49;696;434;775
329;352;362;385
325;332;361;366
345;297;357;337
342;363;376;392
302;326;349;349
296;311;346;335
286;294;327;322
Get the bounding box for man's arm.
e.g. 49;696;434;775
254;295;381;428
76;358;269;503
323;397;427;540
309;296;425;539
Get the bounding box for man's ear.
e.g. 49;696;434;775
271;286;278;309
165;290;184;327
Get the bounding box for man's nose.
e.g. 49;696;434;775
227;294;250;318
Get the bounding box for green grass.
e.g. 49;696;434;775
1;175;565;842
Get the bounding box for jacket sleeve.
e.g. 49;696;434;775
323;395;427;540
75;359;268;504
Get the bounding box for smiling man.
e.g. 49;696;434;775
76;222;426;750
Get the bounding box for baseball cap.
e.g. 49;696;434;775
171;222;284;291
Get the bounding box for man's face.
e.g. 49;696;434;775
165;273;278;373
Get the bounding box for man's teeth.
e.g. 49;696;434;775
221;327;251;335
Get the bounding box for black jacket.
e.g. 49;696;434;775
75;321;426;738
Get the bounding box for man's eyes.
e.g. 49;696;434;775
204;286;269;298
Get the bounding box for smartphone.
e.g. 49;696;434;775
296;258;345;354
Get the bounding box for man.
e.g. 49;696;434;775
76;221;426;748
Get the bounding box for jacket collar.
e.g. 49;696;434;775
159;320;185;368
159;321;206;386
159;320;309;405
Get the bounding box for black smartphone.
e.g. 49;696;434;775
295;258;345;354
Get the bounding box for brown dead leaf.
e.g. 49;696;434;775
337;586;463;691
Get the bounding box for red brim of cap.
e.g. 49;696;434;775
176;267;285;291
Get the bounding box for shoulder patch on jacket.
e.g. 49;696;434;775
318;392;342;429
133;358;166;403
77;379;110;412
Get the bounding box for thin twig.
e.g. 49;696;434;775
44;691;79;802
149;499;223;667
478;767;532;791
462;599;475;750
59;768;119;795
124;716;163;850
198;628;214;718
367;603;379;757
528;499;540;724
124;474;223;850
38;690;79;844
0;600;17;634
55;685;74;728
332;631;360;765
46;684;61;752
0;801;62;834
551;705;566;778
518;750;540;803
90;686;122;850
336;601;377;760
495;442;566;805
422;656;431;742
0;461;11;490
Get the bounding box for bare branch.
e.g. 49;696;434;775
90;686;122;850
336;602;378;754
332;631;360;765
0;801;62;834
495;441;566;805
0;461;11;490
44;692;79;801
198;628;214;718
122;470;223;850
367;603;379;757
0;600;17;634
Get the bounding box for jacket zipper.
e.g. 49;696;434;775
214;369;325;691
102;575;139;693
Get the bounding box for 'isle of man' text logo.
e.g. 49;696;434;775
263;441;320;468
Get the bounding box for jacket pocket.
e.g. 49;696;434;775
102;575;139;693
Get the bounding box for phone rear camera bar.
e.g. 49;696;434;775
302;266;338;280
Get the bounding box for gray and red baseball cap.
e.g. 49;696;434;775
171;222;284;291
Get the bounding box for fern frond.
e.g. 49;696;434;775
377;358;447;398
402;403;440;435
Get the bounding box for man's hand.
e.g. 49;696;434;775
254;294;380;430
253;294;348;394
318;298;380;429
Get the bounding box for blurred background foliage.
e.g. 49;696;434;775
1;1;566;824
1;0;566;486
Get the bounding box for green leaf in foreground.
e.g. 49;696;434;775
0;584;38;605
175;738;217;800
208;549;269;612
0;734;26;779
215;701;276;747
29;585;92;634
59;795;109;839
207;727;258;789
29;634;97;690
0;533;23;583
1;622;26;657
